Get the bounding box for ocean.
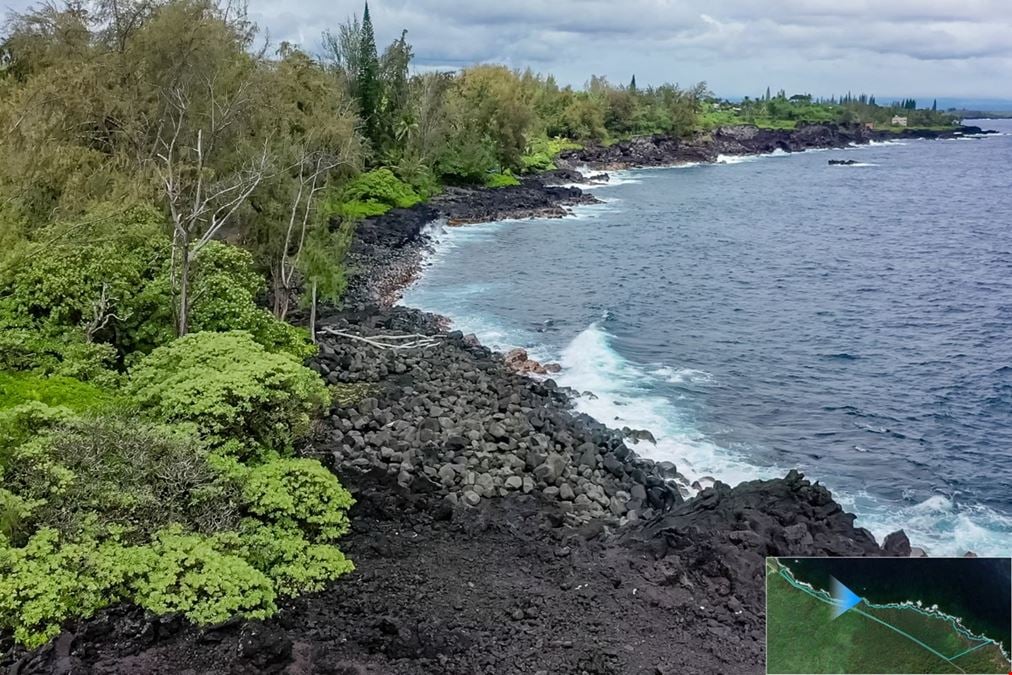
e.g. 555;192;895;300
400;120;1012;556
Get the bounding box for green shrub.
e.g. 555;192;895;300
0;371;117;412
242;457;354;542
0;527;278;647
189;243;315;360
326;168;423;220
0;489;41;545
128;331;330;451
0;328;119;385
5;418;240;542
520;137;582;173
0;402;72;456
0;529;146;648
0;205;168;364
217;521;354;596
132;528;276;625
484;171;520;188
437;133;498;183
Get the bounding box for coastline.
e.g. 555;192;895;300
10;123;965;674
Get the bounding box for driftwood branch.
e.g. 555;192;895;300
318;328;442;350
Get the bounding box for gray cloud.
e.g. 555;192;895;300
3;0;1010;97
245;0;1012;97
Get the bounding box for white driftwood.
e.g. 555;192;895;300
319;327;441;350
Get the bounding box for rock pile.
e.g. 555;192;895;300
310;309;687;526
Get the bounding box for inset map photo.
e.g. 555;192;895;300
767;557;1011;674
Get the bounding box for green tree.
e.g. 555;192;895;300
356;2;381;149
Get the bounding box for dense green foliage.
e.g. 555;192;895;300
128;331;329;451
0;372;117;413
0;398;353;646
327;168;423;219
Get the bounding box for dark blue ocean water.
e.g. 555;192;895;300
402;121;1012;555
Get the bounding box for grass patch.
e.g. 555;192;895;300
484;172;520;188
0;371;117;413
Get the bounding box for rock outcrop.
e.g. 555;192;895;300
558;123;994;170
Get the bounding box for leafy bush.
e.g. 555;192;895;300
0;527;277;647
327;168;423;219
0;402;71;456
130;242;315;361
217;521;354;596
132;528;276;625
0;327;119;385
0;371;117;413
484;171;520;188
128;331;330;451
0;529;145;648
520;137;583;173
437;131;498;183
0;205;168;365
5;418;240;542
189;243;315;360
241;457;354;542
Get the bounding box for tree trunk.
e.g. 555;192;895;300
177;239;191;336
272;263;291;321
309;280;318;344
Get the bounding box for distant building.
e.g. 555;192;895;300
865;122;875;130
891;115;908;127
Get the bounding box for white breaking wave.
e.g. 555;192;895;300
652;365;715;385
716;154;758;165
837;492;1012;557
554;323;781;486
594;171;645;186
554;324;1012;557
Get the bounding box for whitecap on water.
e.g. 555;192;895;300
554;323;781;485
716;154;758;165
652;365;715;385
836;491;1012;557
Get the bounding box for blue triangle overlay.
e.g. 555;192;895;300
830;576;863;618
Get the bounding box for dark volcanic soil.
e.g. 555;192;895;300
3;126;918;675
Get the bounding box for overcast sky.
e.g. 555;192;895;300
6;0;1012;99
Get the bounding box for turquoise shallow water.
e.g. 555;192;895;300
402;121;1012;556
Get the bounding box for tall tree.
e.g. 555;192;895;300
356;1;381;148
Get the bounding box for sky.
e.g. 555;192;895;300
5;0;1012;100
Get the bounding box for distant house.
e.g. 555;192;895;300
865;122;875;130
891;115;908;127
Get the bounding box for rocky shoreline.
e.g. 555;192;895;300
558;122;994;170
6;124;923;674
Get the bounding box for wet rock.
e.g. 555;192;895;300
882;530;912;557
